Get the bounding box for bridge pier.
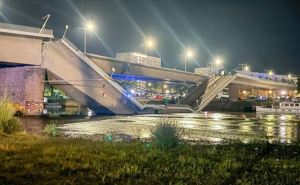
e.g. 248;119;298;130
228;84;241;101
0;66;45;115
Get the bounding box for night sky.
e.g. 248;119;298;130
1;0;300;74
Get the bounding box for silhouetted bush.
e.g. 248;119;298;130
151;119;183;150
0;97;22;134
44;124;58;137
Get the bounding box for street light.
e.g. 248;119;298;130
62;25;69;39
240;63;250;71
267;70;273;80
184;49;194;72
86;21;95;31
239;63;250;72
268;70;273;76
244;65;250;71
111;67;116;78
288;74;292;80
130;89;136;94
215;57;223;66
144;37;155;55
84;20;96;54
281;90;287;96
213;57;223;75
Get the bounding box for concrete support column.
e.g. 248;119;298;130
228;84;240;102
0;66;45;115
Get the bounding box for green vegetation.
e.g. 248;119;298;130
151;119;183;150
0;97;22;134
0;134;299;185
44;123;58;137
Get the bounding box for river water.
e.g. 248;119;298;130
20;112;300;144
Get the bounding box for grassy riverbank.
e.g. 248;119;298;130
1;134;300;185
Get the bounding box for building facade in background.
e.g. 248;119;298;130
195;63;224;76
116;52;161;68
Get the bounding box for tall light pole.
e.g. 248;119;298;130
84;20;96;54
214;57;223;75
184;49;194;72
244;65;250;71
267;70;273;80
62;25;69;39
240;63;250;72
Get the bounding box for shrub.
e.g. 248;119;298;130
1;117;22;134
0;97;22;134
44;124;58;137
151;119;183;150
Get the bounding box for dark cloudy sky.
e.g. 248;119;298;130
1;0;300;74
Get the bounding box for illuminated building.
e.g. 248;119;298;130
116;52;161;68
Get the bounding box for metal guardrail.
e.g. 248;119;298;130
236;73;296;86
61;37;144;111
0;22;53;37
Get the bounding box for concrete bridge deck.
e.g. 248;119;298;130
87;53;207;84
233;73;295;90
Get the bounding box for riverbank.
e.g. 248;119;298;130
1;134;300;185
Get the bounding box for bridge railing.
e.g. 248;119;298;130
62;37;86;59
0;22;53;37
236;72;296;86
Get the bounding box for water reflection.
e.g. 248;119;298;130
43;107;92;117
20;112;300;144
